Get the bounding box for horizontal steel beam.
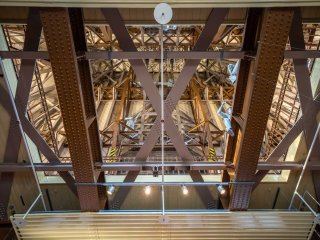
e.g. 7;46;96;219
0;161;319;172
0;1;320;8
0;50;318;60
1;7;320;26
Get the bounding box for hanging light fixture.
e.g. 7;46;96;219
217;184;226;195
144;185;152;195
181;185;189;195
107;185;115;195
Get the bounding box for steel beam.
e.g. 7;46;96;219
0;82;78;196
40;8;100;211
229;8;294;210
0;50;319;60
1;1;320;8
0;161;316;172
221;8;263;209
0;8;74;220
0;82;19;220
101;8;228;209
9;10;76;197
253;117;304;185
289;8;320;200
68;8;106;201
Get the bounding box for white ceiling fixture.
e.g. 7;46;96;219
154;3;173;25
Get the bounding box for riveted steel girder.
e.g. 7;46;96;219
40;8;100;211
229;8;294;210
220;8;263;209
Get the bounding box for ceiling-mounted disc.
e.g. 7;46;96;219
154;3;173;25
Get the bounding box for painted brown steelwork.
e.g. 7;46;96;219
40;8;100;211
289;8;320;200
0;8;42;220
253;117;304;186
221;8;263;209
68;8;106;201
1;50;320;60
229;8;294;210
253;8;320;199
0;8;76;219
102;8;228;209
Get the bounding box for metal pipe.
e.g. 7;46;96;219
160;26;165;216
289;121;320;211
307;220;317;240
10;216;22;240
1;161;315;172
295;192;317;216
0;58;47;211
22;193;42;220
305;191;320;208
76;181;255;187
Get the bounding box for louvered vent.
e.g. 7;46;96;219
11;211;314;239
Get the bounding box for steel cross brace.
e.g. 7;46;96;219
288;8;320;200
0;8;76;220
0;77;78;198
101;8;228;209
15;9;77;196
253;117;304;186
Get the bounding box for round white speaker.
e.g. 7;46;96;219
154;3;173;25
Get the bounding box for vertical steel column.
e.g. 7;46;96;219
40;8;100;211
229;8;294;210
221;8;263;209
